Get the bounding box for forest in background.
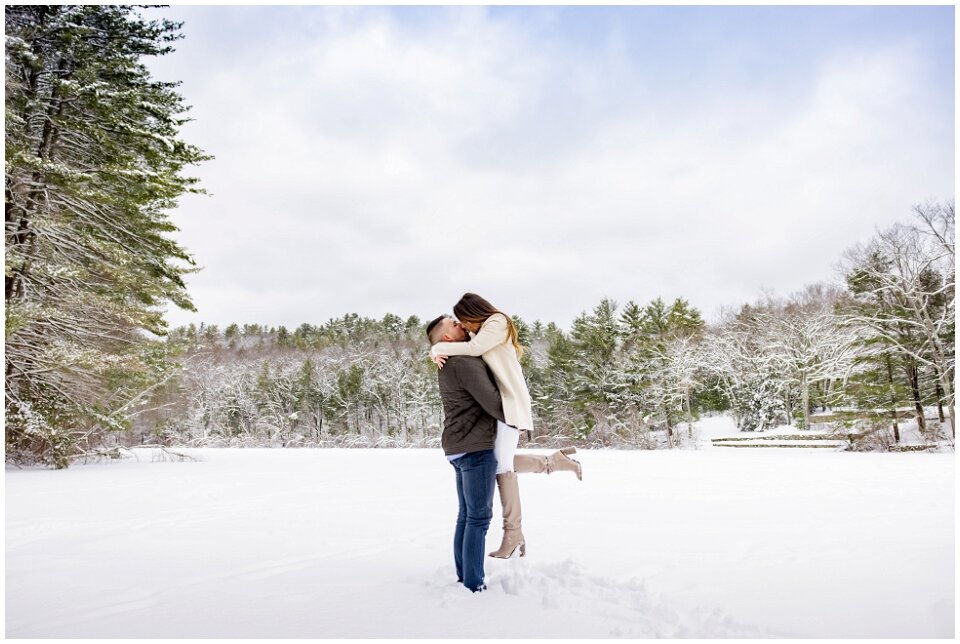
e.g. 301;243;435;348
135;201;954;454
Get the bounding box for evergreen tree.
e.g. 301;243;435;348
224;324;240;342
5;6;209;467
294;358;324;439
667;298;705;336
618;300;644;349
381;313;403;335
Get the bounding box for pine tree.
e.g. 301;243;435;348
635;298;705;440
618;300;644;351
5;6;209;466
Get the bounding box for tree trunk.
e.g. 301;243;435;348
906;363;925;433
801;374;810;430
783;390;792;427
933;368;946;424
937;369;955;438
7;57;72;303
885;354;900;443
663;403;674;446
915;286;954;437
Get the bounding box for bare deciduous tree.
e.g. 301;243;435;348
840;201;955;436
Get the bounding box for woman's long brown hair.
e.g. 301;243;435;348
453;293;524;359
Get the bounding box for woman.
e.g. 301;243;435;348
431;292;581;559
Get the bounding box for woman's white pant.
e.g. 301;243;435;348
494;421;521;474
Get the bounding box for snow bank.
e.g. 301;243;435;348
6;447;953;638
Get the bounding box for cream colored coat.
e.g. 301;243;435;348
431;313;533;431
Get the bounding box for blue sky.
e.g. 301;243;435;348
145;5;954;330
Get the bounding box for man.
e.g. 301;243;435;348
426;314;503;593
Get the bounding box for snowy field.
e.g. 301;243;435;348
6;442;954;638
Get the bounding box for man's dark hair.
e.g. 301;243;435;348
425;315;447;345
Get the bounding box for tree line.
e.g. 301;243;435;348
131;202;953;454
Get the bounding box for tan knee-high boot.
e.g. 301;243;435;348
513;454;547;473
488;472;526;558
514;448;582;479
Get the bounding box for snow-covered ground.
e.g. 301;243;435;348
6;438;954;637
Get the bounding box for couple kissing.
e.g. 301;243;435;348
427;292;582;593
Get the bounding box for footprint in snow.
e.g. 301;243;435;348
417;558;779;637
489;558;775;637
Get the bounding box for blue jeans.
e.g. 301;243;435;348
450;449;497;592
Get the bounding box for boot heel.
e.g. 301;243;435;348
560;447;577;455
519;542;526;557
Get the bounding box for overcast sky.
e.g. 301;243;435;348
144;5;954;331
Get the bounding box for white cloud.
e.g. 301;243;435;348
151;7;953;330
